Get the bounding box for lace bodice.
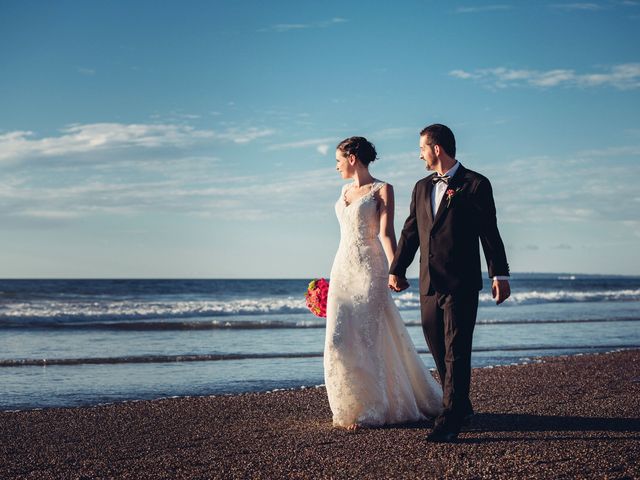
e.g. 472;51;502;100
336;181;385;244
331;181;388;285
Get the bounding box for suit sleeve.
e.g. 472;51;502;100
473;178;510;278
389;183;420;277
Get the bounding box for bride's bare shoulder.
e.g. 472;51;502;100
375;180;394;192
373;181;394;203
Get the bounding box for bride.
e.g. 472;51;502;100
324;136;443;430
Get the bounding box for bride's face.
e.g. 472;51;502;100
335;149;353;179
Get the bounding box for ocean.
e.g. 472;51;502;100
1;274;639;411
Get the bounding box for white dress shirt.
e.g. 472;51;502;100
431;161;508;282
431;161;460;217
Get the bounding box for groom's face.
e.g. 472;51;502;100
419;135;437;171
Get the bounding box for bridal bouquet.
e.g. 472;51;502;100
305;278;329;318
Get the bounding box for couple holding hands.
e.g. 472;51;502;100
324;124;510;443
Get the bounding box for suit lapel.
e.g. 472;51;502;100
425;175;435;225
432;164;466;230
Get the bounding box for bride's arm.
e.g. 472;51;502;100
378;183;397;267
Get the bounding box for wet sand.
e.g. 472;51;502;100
1;349;639;479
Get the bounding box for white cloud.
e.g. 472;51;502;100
576;145;640;157
266;137;335;151
0;123;275;163
530;69;575;86
549;206;596;221
449;69;479;79
177;113;201;120
266;129;414;154
550;3;604;11
371;127;415;139
449;63;640;90
261;17;347;33
214;127;275;144
149;111;203;122
0;124;212;163
454;5;513;13
482;149;640;225
579;63;640;87
19;209;83;220
76;66;96;75
316;144;330;155
622;220;640;237
0;156;346;225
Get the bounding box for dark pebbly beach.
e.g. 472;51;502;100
1;349;639;479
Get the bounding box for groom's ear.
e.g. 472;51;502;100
433;144;441;156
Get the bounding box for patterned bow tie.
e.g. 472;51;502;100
432;175;450;185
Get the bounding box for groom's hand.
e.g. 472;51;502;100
492;279;511;305
389;274;410;292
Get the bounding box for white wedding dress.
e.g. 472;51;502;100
324;181;443;427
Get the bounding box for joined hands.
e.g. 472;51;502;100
388;274;410;292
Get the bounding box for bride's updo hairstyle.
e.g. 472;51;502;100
337;136;378;167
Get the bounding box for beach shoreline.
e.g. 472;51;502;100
0;347;625;413
1;349;639;479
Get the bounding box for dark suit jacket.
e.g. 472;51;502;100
389;164;510;294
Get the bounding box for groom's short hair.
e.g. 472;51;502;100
420;124;456;158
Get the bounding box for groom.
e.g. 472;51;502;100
389;124;511;443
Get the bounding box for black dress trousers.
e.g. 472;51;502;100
420;289;479;427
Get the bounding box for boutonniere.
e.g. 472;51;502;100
445;187;462;208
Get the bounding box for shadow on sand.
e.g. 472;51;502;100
455;413;640;442
383;413;640;442
466;413;640;432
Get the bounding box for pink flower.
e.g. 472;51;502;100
445;187;461;208
305;278;329;318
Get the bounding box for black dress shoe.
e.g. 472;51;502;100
461;413;473;426
426;426;459;443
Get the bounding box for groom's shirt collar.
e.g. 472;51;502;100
442;160;460;178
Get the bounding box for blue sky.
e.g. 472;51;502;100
1;0;639;278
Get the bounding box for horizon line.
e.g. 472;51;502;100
1;272;639;281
